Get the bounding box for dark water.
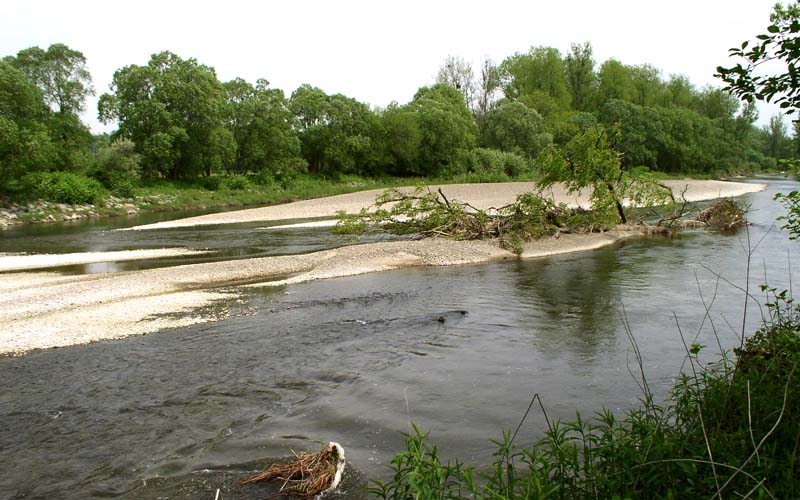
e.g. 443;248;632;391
1;177;798;499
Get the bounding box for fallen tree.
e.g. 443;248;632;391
335;187;621;254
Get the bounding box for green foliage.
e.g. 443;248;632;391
565;42;597;111
20;171;105;204
777;188;800;239
8;43;94;115
371;425;474;500
538;127;674;224
223;78;304;176
0;61;57;187
480;101;552;158
99;51;232;179
465;147;531;178
221;174;249;190
717;2;800;117
88;138;140;198
290;84;386;177
334;187;604;254
499;47;570;112
409;84;478;177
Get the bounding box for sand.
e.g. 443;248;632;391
2;180;765;355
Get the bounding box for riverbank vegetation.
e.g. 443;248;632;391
1;32;796;223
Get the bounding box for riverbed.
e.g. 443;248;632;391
0;177;796;499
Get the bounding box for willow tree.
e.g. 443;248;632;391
538;127;672;224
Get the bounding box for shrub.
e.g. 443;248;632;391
88;138;141;198
221;174;250;190
470;148;531;178
20;172;106;205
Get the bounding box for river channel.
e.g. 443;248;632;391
1;177;797;499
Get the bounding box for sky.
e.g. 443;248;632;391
0;0;786;133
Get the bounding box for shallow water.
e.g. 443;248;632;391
0;177;798;499
0;210;401;274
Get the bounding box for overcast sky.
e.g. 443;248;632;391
1;0;785;133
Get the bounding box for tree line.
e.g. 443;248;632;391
1;42;796;200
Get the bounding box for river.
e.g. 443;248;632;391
0;177;797;499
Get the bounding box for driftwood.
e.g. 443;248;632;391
695;198;747;231
241;442;346;500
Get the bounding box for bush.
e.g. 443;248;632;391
470;148;531;178
194;176;224;191
88;138;140;198
221;174;250;190
20;172;106;205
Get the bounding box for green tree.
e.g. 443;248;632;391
223;78;304;178
475;57;502;122
565;42;596;111
409;84;477;176
628;64;665;107
718;2;800;235
8;43;94;115
380;103;422;176
760;114;793;159
480;100;552;158
6;43;94;171
598;99;663;168
499;47;570;112
595;59;636;106
663;74;697;108
692;86;739;120
538;127;672;224
99;51;232;179
289;85;386;176
0;61;56;186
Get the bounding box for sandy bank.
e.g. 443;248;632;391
124;180;766;231
0;248;209;272
1;230;643;355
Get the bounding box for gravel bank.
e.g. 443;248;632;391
124;180;765;230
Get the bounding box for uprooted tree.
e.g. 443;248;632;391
334;187;591;253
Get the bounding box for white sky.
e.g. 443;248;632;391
0;0;785;133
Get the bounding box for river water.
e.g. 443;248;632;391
1;177;798;499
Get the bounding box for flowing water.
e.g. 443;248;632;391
1;177;798;499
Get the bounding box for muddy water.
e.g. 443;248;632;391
0;178;797;499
